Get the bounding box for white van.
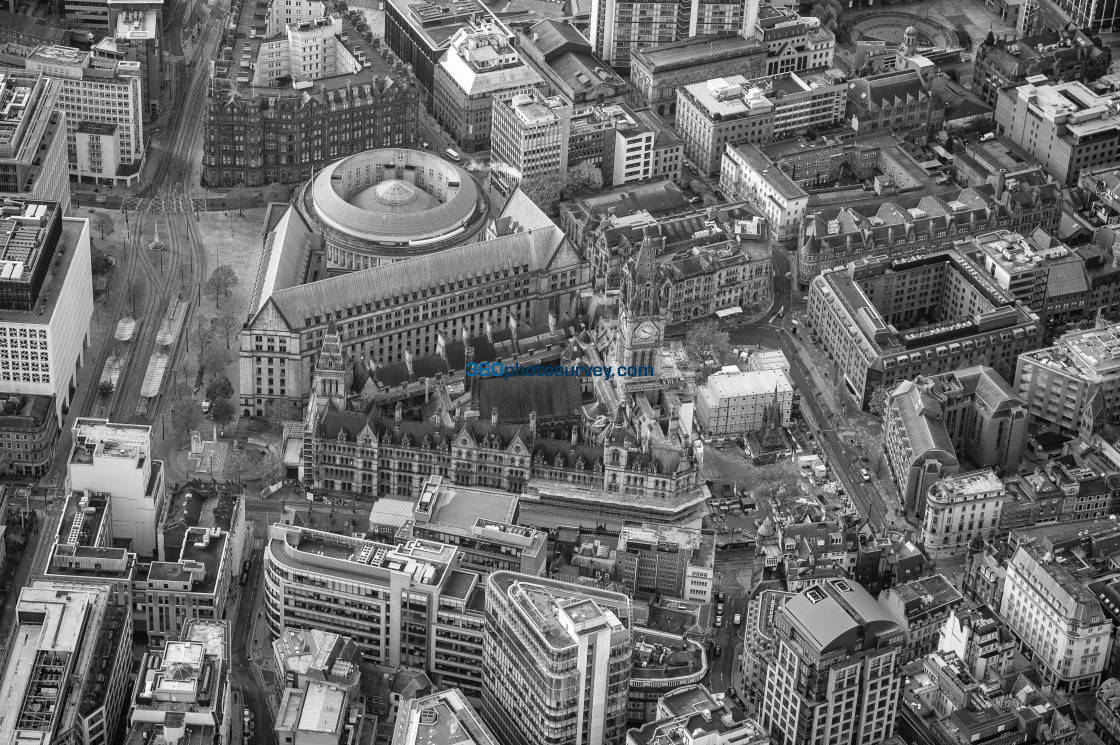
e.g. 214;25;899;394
445;148;461;162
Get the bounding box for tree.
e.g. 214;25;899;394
868;386;889;418
191;316;217;371
753;460;802;499
872;450;888;479
93;212;115;240
91;249;114;276
201;345;233;378
211;313;241;349
223;447;250;487
97;381;114;399
809;0;842;31
165;381;194;405
211;398;236;427
262;400;290;433
171;400;201;436
204;265;239;309
684;321;733;367
563;161;603;196
520;178;562;215
206;376;234;401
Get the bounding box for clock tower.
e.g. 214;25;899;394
615;235;667;389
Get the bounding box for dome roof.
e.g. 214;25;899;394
905;26;918;36
372;179;419;206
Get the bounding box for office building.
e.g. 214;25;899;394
879;574;964;665
0;203;90;480
658;228;771;322
145;526;232;645
107;1;163;121
973;28;1111;107
482;571;632;745
616;523;714;603
590;0;676;72
297;148;490;272
272;627;362;692
627;685;768;745
807;251;1043;411
751;6;836;76
677;71;847;175
720;142;808;245
884;367;1026;516
846;69;943;134
1000;540;1112;692
996;79;1120;185
627;629;710;725
760;578;904;745
629;35;768;117
952;135;1052;191
403;475;548;577
239;192;583;415
264;525;488;700
514;20;627;108
69;418;165;558
0;582;132;745
695;369;792;437
205;0;420;188
489;90;571;199
127;620;231;745
0;72;69;214
1015;319;1120;437
392;688;500;745
1037;0;1120;34
385;0;497;103
0;43;144;185
433;19;542;152
920;470;1005;559
40;491;138;611
568;103;682;188
273;630;365;745
798;181;1061;289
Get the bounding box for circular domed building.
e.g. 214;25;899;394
300;148;489;271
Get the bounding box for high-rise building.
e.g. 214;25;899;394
0;43;145;185
695;368;793;437
1015;319;1120;437
489;90;571;199
482;572;632;745
591;0;748;73
263;525;488;701
69;418;165;558
995;80;1120;186
432;19;543;152
0;582;133;745
0;202;90;478
1037;0;1120;35
0;72;69;214
1000;540;1112;692
760;578;904;745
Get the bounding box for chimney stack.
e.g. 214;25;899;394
529;410;537;438
491;407;498;426
395;402;402;421
995;169;1007;200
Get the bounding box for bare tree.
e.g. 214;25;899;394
211;313;241;349
753;460;802;499
204;265;239;309
93;212;115;240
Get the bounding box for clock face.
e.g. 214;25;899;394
634;322;657;343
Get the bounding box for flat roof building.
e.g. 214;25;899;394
695;368;793;437
391;688;501;745
433;19;542;152
0;582;132;745
69;418;165;558
808;250;1043;411
996;80;1120;185
0;72;69;214
483;571;632;745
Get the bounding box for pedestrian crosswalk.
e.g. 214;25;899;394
122;196;208;213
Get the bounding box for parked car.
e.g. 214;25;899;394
860;468;871;482
714;616;723;628
717;591;725;603
716;603;724;615
201;399;212;414
733;613;742;626
714;644;723;657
